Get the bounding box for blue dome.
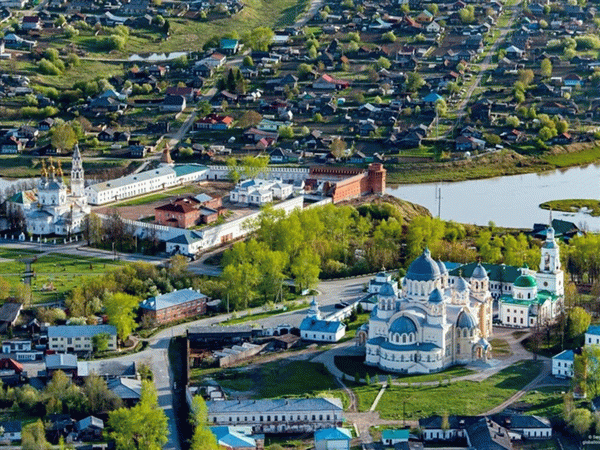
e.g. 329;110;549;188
379;282;396;297
457;310;476;329
437;260;448;275
428;288;444;304
389;316;417;335
455;277;469;292
405;248;440;282
471;263;488;280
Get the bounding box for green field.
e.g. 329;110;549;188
540;199;600;217
513;387;569;419
542;145;600;168
0;252;126;304
354;360;543;419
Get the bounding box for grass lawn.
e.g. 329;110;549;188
542;145;600;168
540;199;600;217
221;301;310;326
0;253;126;304
354;360;543;419
513;387;569;419
335;355;475;382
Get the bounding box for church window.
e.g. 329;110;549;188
456;344;460;354
402;334;407;343
463;329;467;338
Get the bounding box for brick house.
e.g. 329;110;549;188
154;195;224;228
139;288;208;325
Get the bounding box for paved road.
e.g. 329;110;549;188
454;1;521;129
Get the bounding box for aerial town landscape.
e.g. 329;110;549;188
2;0;600;447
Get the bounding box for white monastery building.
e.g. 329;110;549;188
25;145;91;236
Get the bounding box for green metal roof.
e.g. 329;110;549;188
514;274;537;288
449;262;521;283
173;164;208;177
499;290;559;306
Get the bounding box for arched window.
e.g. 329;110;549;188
456;343;460;354
402;334;407;343
463;329;467;338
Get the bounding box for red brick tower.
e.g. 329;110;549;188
367;163;386;194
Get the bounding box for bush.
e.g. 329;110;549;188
38;59;62;75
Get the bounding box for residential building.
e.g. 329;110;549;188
206;398;344;433
47;325;117;352
107;377;142;406
2;339;32;354
0;302;22;332
160;94;186;113
552;350;574;378
381;430;409;446
299;299;346;342
314;427;352;450
76;416;104;441
586;324;600;345
45;353;81;377
0;421;21;441
139;288;208;325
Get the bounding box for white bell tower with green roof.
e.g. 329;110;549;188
536;220;564;296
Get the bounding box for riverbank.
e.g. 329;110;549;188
386;143;600;185
540;199;600;217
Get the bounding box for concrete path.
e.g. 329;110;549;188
369;383;388;412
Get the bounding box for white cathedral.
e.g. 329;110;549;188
25;145;91;236
359;225;564;374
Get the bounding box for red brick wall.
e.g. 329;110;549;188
142;298;207;325
316;164;387;203
155;210;200;228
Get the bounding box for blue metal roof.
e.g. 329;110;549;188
211;427;256;448
173;164;208;177
405;248;440;282
587;325;600;336
553;349;574;362
140;288;207;311
300;317;345;334
314;428;352;441
381;429;409;441
47;325;116;339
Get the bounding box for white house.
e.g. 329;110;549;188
47;325;117;352
0;421;21;442
586;325;600;346
299;299;346;342
229;178;293;206
381;429;409;446
314;428;352;450
2;339;31;354
552;349;574;378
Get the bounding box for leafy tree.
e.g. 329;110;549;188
92;333;111;353
435;98;447;117
541;58;552;78
567;306;591;339
569;408;592;436
278;125;294;139
104;292;139;342
44;370;86;415
538;126;555;141
518;69;535;86
190;396;220;450
382;31;396;42
246;27;274;51
377;56;391;69
297;63;314;79
83;373;123;414
83;212;103;246
505;115;520;128
50;122;77;152
242;55;254;67
226;157;241;184
459;5;475;23
291;248;321;291
329;138;347;159
222;262;260;310
237;110;262;129
406;72;425;92
107;381;168;450
22;420;50;450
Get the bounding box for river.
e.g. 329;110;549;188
387;163;600;231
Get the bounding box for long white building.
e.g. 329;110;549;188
206;398;344;434
85;165;208;205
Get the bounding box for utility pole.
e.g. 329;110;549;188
435;185;442;218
